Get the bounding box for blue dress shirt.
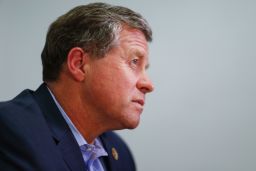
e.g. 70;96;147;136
47;88;108;171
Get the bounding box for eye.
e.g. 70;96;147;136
131;58;139;65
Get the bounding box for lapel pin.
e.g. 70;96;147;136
111;147;119;160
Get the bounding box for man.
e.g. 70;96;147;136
0;2;153;171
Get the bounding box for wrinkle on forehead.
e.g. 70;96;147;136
119;27;148;49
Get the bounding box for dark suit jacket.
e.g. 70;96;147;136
0;84;136;171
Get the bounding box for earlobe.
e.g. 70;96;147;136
67;47;87;81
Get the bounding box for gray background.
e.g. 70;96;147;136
1;0;256;170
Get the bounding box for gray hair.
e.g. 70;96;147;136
41;2;152;81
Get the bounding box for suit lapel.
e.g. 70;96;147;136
100;133;120;171
33;83;86;171
57;130;86;171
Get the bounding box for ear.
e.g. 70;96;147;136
66;47;88;81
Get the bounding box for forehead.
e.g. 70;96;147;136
119;27;148;48
118;27;149;57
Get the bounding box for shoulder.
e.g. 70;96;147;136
0;88;68;170
0;89;37;115
0;89;44;126
0;88;49;138
0;88;56;146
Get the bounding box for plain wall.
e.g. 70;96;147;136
1;0;256;170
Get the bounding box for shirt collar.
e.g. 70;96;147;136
47;87;87;146
46;87;106;153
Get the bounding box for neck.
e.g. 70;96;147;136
46;81;108;144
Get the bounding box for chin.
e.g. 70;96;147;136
114;110;142;130
124;117;141;130
127;124;139;130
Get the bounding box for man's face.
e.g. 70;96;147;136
83;28;154;130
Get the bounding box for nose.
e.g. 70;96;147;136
137;73;154;94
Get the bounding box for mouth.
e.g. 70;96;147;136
132;99;145;106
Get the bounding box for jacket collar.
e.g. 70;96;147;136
33;83;86;171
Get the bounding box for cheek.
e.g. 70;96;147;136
114;70;139;98
89;70;122;104
89;63;138;104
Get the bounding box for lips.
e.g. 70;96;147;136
132;99;145;106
